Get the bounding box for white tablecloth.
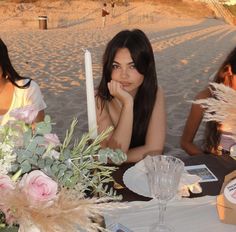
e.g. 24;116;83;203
104;196;236;232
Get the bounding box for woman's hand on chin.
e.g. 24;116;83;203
108;80;133;106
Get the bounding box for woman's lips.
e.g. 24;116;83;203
120;82;131;87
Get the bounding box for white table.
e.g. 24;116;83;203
104;196;236;232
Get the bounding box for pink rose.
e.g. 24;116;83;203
20;170;58;204
10;105;39;124
44;133;60;147
0;175;15;191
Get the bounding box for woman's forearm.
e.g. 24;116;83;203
126;145;163;163
107;101;133;152
181;141;203;156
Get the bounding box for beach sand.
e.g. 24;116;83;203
1;0;236;158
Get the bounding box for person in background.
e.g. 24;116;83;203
102;3;109;28
181;46;236;156
96;29;166;163
0;38;46;125
111;1;115;17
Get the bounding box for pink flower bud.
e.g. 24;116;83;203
10;105;39;124
44;133;60;147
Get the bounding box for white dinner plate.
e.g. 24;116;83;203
123;161;202;198
123;165;150;197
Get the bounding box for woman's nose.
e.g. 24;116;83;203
121;68;127;78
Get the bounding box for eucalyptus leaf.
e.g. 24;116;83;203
44;115;51;123
35;122;52;135
43;165;53;177
20;160;32;173
51;164;59;175
16;149;31;157
16;151;33;163
44;157;53;166
58;164;67;172
38;159;45;169
35;146;46;156
23;130;32;146
29;155;38;166
33;136;45;144
10;164;19;173
27;141;37;152
57;169;65;179
54;160;60;167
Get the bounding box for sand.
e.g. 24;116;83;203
1;0;236;158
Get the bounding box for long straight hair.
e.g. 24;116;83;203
0;38;31;88
204;47;236;153
97;29;158;148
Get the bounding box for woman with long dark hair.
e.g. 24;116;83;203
181;46;236;156
0;38;46;125
96;29;166;163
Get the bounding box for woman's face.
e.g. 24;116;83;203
111;48;144;96
220;65;236;90
231;75;236;90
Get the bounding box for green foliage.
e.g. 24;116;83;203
0;226;18;232
11;116;127;198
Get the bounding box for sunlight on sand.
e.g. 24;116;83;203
1;0;236;157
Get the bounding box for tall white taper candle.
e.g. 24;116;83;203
85;49;98;139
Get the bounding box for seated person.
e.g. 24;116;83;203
95;29;166;163
181;46;236;156
0;38;46;125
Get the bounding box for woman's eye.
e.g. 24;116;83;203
112;64;119;69
130;63;136;69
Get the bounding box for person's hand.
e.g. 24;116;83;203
107;80;133;106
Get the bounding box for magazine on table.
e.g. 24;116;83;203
185;164;218;183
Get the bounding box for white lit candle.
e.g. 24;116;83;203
84;49;98;139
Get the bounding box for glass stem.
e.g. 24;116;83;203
158;202;167;225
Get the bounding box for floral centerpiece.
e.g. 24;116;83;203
0;105;127;232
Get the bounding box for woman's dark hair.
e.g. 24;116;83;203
97;29;158;148
0;38;31;88
204;47;236;153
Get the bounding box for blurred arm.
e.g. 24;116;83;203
180;88;210;156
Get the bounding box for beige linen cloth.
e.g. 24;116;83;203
104;196;236;232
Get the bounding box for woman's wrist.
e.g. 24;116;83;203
122;98;133;108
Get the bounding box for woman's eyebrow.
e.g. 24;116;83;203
112;61;134;65
112;61;120;64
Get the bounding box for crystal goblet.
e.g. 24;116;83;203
144;155;184;232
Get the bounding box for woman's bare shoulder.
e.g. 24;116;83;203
195;87;211;100
156;86;164;98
